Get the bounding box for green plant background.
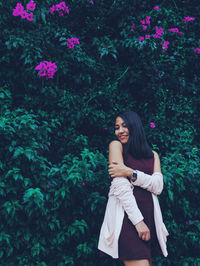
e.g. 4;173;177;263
0;0;199;265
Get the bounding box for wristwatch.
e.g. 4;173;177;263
131;170;137;182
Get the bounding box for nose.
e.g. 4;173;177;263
119;126;124;133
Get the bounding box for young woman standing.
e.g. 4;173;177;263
98;110;168;266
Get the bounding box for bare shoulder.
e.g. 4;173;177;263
109;140;123;151
109;140;124;163
109;140;122;149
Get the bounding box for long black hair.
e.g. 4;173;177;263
116;110;153;160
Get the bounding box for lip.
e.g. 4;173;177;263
119;135;128;140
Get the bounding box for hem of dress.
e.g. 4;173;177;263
118;256;151;261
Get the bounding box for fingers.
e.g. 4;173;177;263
140;231;150;241
136;223;150;241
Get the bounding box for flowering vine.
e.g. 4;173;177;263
13;1;36;21
67;38;80;48
35;61;57;79
49;1;69;16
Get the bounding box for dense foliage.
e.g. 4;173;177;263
0;0;199;265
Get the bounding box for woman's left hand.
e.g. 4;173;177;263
108;161;131;178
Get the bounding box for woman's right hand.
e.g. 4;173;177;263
135;220;150;241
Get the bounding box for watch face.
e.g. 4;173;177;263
132;172;137;178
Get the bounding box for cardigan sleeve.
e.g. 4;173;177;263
131;171;163;195
109;177;144;225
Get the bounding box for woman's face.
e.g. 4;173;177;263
115;116;129;144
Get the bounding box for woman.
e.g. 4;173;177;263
98;110;168;266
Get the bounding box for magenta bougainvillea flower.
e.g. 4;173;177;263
194;48;200;54
169;28;179;33
183;16;195;22
26;12;34;21
168;28;183;36
145;16;151;25
154;6;159;10
153;26;164;38
131;24;135;30
35;61;57;79
67;38;80;48
143;25;147;31
13;3;24;16
139;36;145;42
150;122;155;128
13;2;34;21
162;41;170;52
49;1;69;15
145;34;150;39
26;0;36;11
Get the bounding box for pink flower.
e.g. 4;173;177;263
21;10;28;19
35;61;57;79
153;26;164;38
145;35;150;39
139;36;144;42
178;31;183;36
143;25;147;31
154;6;159;10
131;24;135;30
150;122;155;128
13;3;24;16
194;48;200;54
146;16;151;25
140;19;146;25
169;28;179;33
26;0;36;11
49;5;56;14
26;12;34;21
49;2;69;15
183;16;195;22
162;41;170;52
67;38;80;48
185;220;191;225
89;0;94;3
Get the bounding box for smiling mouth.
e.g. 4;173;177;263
119;135;128;139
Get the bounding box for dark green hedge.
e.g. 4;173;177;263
0;0;200;265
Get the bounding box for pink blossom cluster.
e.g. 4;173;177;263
67;38;80;48
140;16;151;31
194;48;200;54
35;61;57;79
168;28;183;36
150;122;155;128
183;16;195;22
162;41;170;52
154;6;159;10
131;23;135;31
49;1;69;16
13;1;36;21
153;26;164;38
139;35;150;42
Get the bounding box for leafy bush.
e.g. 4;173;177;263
0;0;199;265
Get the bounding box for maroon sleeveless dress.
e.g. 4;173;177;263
118;153;162;261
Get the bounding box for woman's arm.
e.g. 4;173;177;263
109;150;163;195
108;140;150;241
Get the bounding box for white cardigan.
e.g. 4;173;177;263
98;171;169;259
